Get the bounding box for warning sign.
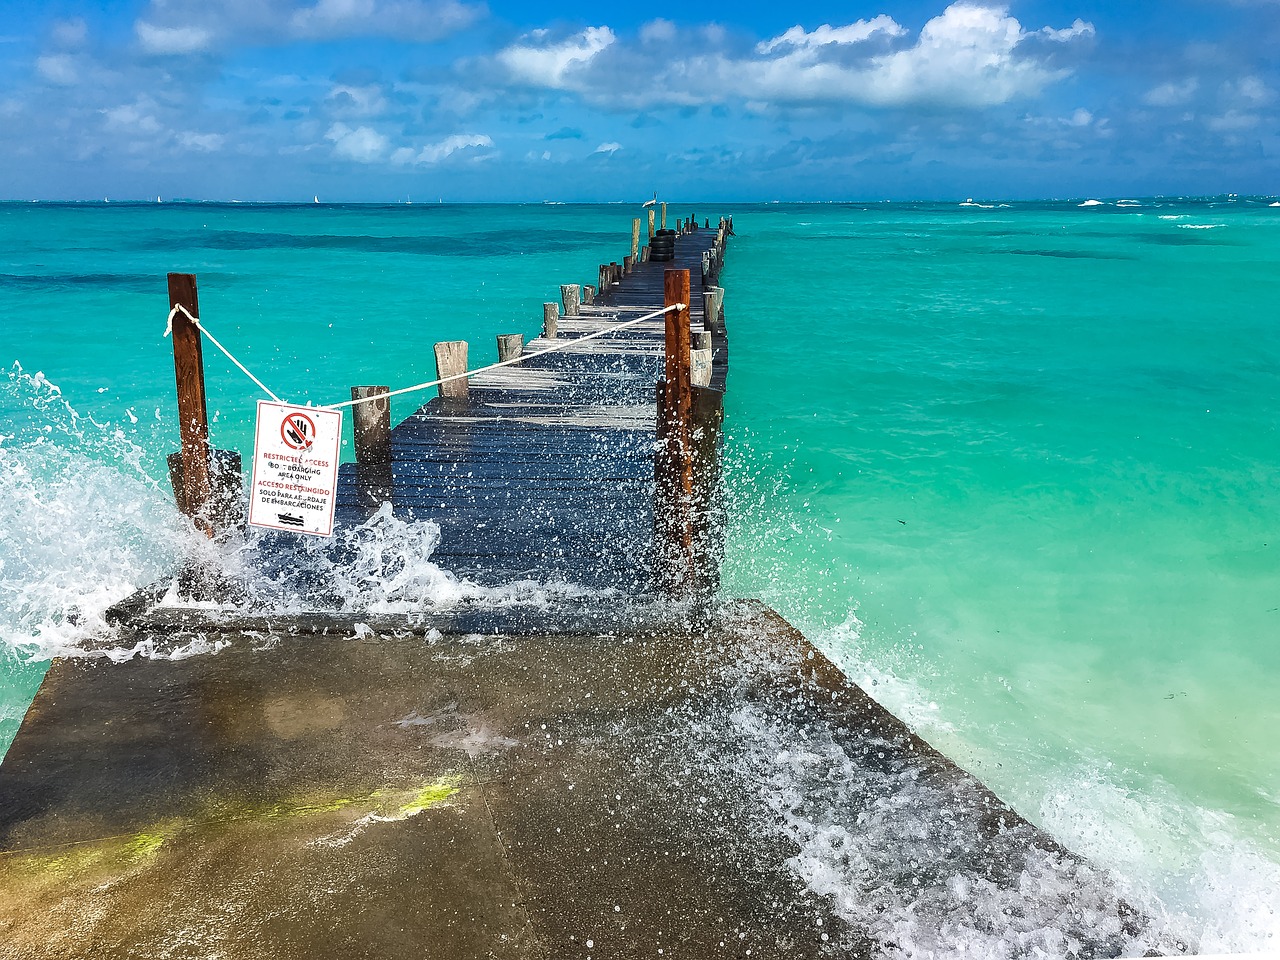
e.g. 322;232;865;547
248;400;343;537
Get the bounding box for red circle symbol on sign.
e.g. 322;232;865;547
280;412;316;451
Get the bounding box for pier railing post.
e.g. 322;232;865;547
654;268;697;597
350;385;392;513
631;218;641;259
648;208;655;240
560;284;581;318
434;341;469;401
167;273;215;538
660;202;667;231
543;302;559;340
497;334;524;361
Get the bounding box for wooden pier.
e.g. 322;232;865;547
329;221;727;593
0;216;1179;959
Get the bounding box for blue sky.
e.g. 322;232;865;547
0;0;1276;200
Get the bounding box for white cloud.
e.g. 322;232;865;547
179;131;226;151
1225;75;1272;104
325;84;388;117
756;17;907;54
102;100;164;135
51;18;88;49
291;0;482;41
325;122;389;162
391;133;493;164
1040;19;1094;42
498;26;616;88
593;141;621;155
131;0;483;56
36;55;79;86
1208;109;1259;132
135;21;213;54
487;5;1093;111
639;19;677;45
735;4;1093;108
1144;78;1198;107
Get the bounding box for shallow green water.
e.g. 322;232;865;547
2;199;1278;950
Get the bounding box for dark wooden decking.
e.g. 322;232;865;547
329;229;726;592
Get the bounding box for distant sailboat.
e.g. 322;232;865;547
156;195;162;203
314;196;319;204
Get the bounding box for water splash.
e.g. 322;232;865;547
0;365;187;662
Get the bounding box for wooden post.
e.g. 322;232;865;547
598;264;610;293
434;341;468;400
654;268;695;596
610;262;620;284
350;385;392;513
623;254;635;274
497;334;524;361
690;348;712;387
689;385;726;594
560;284;581;318
631;218;641;259
702;289;722;333
166;448;243;536
583;285;596;305
640;246;650;263
543;302;559;340
660;202;667;230
167;273;214;538
693;330;712;352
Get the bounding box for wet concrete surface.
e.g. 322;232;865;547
0;602;1177;959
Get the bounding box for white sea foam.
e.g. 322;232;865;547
1038;765;1280;955
1179;223;1227;230
682;699;1186;958
226;500;616;616
1;366;188;662
1079;199;1105;207
809;611;1280;956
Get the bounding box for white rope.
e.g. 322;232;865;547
165;304;283;403
323;302;686;410
164;300;687;412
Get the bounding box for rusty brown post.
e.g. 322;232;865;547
654;268;696;596
167;273;214;538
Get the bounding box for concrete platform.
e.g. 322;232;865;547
0;602;1175;958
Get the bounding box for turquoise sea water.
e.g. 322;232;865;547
2;199;1277;952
